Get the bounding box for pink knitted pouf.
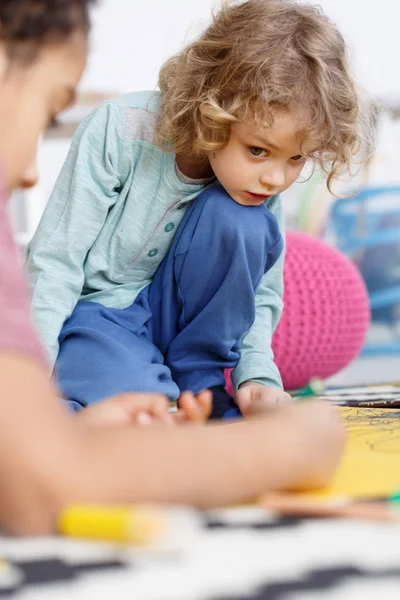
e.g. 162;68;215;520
273;231;370;389
225;231;370;394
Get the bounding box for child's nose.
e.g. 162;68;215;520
260;164;285;190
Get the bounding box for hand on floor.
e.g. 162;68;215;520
76;389;212;428
75;393;174;427
235;382;293;417
174;390;212;424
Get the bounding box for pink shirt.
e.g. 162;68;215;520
0;177;45;364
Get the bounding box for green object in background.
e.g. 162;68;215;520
389;490;400;505
291;377;325;399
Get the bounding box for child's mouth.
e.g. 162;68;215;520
244;191;272;202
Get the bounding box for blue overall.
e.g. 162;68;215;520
56;183;283;417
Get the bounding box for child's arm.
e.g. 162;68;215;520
77;398;345;509
232;195;287;410
0;352;345;536
26;102;125;368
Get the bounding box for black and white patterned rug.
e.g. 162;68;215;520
1;506;400;599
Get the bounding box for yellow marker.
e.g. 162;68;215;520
59;504;165;545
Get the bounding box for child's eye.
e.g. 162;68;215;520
249;146;269;158
291;155;305;162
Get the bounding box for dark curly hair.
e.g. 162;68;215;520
0;0;96;62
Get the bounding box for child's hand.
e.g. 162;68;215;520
173;390;212;424
235;382;292;417
75;389;212;428
75;393;175;428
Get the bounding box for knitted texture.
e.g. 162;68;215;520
272;231;370;390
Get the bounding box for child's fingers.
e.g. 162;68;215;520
178;391;208;422
196;390;212;419
170;409;186;424
105;393;173;425
135;411;153;426
235;387;252;415
145;396;175;425
279;392;294;405
236;387;293;417
116;393;170;417
77;393;174;428
178;392;201;421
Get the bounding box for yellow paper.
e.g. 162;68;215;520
302;407;400;500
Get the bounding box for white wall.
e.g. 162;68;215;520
81;0;400;100
80;0;213;94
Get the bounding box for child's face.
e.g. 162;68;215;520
0;33;87;194
209;109;315;206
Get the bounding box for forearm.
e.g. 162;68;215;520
233;255;285;391
233;195;285;391
0;354;82;535
76;401;346;509
0;355;345;535
233;307;283;390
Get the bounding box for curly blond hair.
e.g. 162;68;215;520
156;0;375;192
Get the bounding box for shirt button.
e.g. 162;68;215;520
148;248;158;258
164;222;175;232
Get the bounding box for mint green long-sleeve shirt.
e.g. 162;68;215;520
26;91;285;391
